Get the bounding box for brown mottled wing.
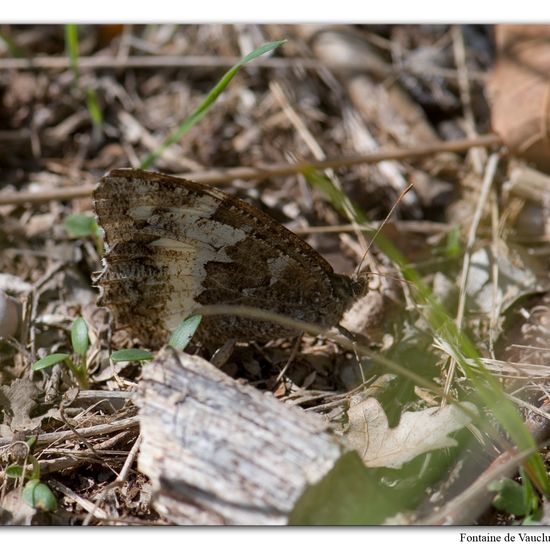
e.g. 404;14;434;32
93;169;363;347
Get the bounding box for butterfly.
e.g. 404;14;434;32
93;169;366;347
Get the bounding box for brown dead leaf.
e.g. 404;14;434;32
488;25;550;171
0;379;41;434
345;397;477;469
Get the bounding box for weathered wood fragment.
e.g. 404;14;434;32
137;348;345;525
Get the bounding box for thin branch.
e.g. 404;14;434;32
0;134;503;206
0;53;488;81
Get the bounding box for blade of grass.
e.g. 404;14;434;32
305;168;550;495
65;24;80;84
65;24;103;132
86;87;103;128
139;39;286;169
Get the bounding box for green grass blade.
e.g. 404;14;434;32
86;87;103;128
32;353;70;371
111;349;154;363
65;25;103;130
168;314;202;351
65;24;80;84
140;40;285;169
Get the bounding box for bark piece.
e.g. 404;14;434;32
137;347;345;525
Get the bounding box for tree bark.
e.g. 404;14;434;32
136;347;346;525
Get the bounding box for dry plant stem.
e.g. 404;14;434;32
28;261;66;363
48;479;108;520
452;25;485;175
269;81;368;251
293;220;452;235
0;54;488;81
58;404;101;459
82;433;143;526
442;153;500;403
0;417;139;449
489;187;501;355
0;134;502;206
275;335;302;384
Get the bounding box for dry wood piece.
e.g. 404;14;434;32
136;348;346;525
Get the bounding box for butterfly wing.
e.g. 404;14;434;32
94;169;361;346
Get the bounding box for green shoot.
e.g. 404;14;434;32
140;40;285;169
168;314;202;351
445;226;462;258
70;316;90;387
5;453;58;513
65;24;103;132
110;315;202;363
489;472;540;522
32;316;91;389
22;479;57;512
32;353;71;371
71;316;89;357
5;464;25;478
65;24;80;85
111;349;154;363
63;213;104;255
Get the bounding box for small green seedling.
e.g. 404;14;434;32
168;314;202;351
489;473;541;524
65;24;103;133
32;316;90;389
111;349;154;363
22;479;57;512
63;213;104;254
110;314;202;364
5;437;57;513
444;226;462;258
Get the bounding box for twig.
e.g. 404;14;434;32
0;134;503;206
49;479;108;519
0;53;488;81
452;25;485;174
82;433;143;526
293;220;452;235
0;417;139;449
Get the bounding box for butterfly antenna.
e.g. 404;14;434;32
355;182;415;276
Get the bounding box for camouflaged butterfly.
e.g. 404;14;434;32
94;169;366;347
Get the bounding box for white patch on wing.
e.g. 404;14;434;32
147;232;243;331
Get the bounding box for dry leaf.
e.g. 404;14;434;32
345;397;477;469
488;25;550;171
465;245;543;314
